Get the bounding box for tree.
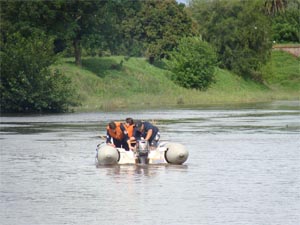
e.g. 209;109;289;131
270;0;300;43
124;0;197;63
47;1;107;66
0;0;108;66
264;0;288;15
190;0;272;81
118;1;145;57
0;32;76;113
166;37;217;90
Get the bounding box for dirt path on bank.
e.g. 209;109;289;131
273;45;300;57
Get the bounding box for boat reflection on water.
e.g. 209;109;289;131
96;164;188;177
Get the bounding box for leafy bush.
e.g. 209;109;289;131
0;32;76;113
272;5;300;43
190;0;272;81
166;37;217;90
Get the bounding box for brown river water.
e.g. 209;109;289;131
0;101;299;225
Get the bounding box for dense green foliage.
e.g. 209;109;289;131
0;1;123;65
135;0;197;63
0;0;298;113
166;37;217;90
1;0;194;65
189;0;272;81
0;32;76;113
271;0;300;43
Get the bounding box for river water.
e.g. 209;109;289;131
1;101;299;225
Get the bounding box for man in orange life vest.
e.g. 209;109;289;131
106;121;132;151
124;117;135;138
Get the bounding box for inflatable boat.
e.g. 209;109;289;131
95;141;189;165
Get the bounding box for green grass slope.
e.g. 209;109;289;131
262;50;300;91
54;52;299;111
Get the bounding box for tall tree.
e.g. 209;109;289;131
123;0;197;63
118;0;144;57
264;0;288;15
269;0;300;43
0;31;76;113
48;0;107;66
190;0;272;81
0;1;77;112
1;0;109;66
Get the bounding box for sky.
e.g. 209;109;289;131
176;0;188;5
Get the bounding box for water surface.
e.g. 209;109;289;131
1;101;299;225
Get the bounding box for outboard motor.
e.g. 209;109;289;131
136;139;149;164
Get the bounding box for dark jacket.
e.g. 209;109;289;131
133;121;159;143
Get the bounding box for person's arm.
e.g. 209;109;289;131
121;124;134;150
120;124;129;141
127;139;135;151
133;127;141;141
145;129;153;141
106;130;110;143
106;130;115;147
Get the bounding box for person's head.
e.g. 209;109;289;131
108;121;116;130
135;120;144;132
125;117;134;125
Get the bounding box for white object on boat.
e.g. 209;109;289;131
96;142;188;165
164;142;189;165
96;145;120;165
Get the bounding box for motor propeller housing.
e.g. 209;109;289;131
136;139;149;164
136;139;149;155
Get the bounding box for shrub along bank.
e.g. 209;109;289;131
54;50;299;112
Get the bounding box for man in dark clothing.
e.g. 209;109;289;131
134;120;160;148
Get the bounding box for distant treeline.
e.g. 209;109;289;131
1;0;299;113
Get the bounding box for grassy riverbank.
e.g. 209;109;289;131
53;50;299;112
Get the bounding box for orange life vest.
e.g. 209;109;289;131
107;122;124;140
124;124;134;137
